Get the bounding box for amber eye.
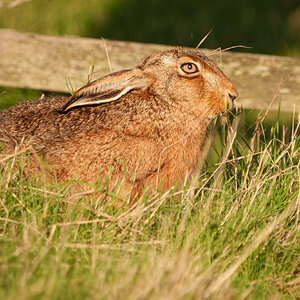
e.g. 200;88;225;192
180;62;199;74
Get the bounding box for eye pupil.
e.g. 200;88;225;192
188;64;192;69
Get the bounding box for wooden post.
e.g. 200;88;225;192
0;29;299;112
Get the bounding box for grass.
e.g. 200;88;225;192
0;110;299;299
0;1;299;298
0;87;43;111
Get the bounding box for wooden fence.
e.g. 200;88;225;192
0;29;300;112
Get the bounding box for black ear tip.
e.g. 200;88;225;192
59;95;78;113
56;104;69;114
57;108;68;114
57;103;69;113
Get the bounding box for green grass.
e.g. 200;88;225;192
0;87;69;111
0;112;299;299
0;2;299;298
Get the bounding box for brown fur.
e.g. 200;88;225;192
0;48;237;199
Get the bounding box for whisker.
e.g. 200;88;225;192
206;45;252;57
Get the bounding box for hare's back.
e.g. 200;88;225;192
0;96;71;149
0;93;146;150
0;96;67;124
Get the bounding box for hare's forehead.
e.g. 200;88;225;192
141;51;218;71
163;54;214;68
161;56;176;66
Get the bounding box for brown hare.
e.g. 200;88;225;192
0;48;237;199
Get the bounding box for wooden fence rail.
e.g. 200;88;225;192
0;29;299;112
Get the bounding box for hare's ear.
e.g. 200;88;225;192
60;69;151;112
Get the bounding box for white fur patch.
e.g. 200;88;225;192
162;57;176;66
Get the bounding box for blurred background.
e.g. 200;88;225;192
0;0;299;137
1;0;300;57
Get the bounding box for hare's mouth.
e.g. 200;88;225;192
227;92;237;109
219;100;235;117
224;94;236;113
221;98;239;118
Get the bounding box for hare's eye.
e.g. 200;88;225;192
180;63;199;74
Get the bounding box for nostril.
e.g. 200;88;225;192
229;93;236;102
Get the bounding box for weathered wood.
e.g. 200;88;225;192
0;29;299;112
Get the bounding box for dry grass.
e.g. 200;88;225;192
0;110;299;299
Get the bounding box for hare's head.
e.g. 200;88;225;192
137;48;237;118
60;48;237;119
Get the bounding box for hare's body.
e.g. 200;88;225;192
0;91;207;192
0;48;237;198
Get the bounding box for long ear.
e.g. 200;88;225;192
60;69;151;112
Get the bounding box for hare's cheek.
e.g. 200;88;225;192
166;81;190;102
